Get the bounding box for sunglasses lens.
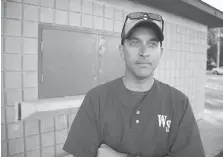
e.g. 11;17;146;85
128;12;144;19
148;13;162;21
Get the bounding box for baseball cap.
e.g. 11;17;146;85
121;12;164;45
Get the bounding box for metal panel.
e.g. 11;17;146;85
98;35;125;84
38;29;98;99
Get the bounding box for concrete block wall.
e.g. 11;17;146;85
156;19;207;114
1;0;207;156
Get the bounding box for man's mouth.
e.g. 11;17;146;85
136;63;152;67
135;62;152;66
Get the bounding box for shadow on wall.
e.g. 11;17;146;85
56;152;70;157
214;150;223;157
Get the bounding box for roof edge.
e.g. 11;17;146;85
181;0;223;22
135;0;223;28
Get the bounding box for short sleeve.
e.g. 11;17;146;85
169;98;205;157
63;92;101;157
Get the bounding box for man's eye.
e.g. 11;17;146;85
148;42;158;48
130;40;139;45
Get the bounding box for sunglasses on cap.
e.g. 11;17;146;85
121;12;164;44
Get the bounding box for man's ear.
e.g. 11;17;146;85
119;44;124;60
160;47;163;57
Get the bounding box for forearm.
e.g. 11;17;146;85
98;144;170;157
126;154;169;157
115;151;170;157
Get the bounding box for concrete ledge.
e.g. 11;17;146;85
14;95;85;122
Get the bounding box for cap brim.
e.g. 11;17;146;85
123;20;164;42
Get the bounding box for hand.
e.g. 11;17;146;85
97;144;128;157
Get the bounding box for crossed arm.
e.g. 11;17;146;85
97;144;170;157
97;144;171;157
97;144;129;157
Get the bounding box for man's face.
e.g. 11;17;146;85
119;26;163;79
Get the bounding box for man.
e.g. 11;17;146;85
63;12;205;157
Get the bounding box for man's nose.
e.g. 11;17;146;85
139;45;150;57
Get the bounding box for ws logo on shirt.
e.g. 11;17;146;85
158;115;172;132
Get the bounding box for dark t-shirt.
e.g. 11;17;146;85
63;78;205;157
